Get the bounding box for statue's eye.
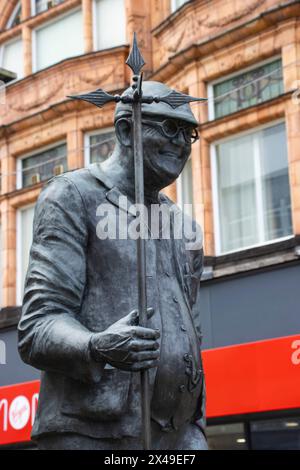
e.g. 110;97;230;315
163;119;178;137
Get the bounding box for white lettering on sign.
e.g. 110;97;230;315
0;392;39;433
291;340;300;365
0;399;8;431
9;396;30;430
0;340;6;365
31;393;39;426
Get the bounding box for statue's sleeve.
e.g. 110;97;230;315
18;175;105;384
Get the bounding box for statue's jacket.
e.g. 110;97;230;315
18;163;206;440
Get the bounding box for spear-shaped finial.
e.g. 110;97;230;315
126;32;145;76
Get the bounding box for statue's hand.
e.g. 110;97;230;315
89;309;160;371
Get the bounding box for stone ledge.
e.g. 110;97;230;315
202;235;300;281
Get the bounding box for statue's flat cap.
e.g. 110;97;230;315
115;81;199;126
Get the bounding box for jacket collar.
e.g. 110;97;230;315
88;162;180;219
88;163;136;217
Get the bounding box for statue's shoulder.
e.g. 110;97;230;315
42;163;112;196
60;164;111;191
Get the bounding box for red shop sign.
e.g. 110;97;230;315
0;380;40;446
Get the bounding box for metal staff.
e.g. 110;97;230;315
68;33;206;450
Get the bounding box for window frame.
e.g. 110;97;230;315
16;140;67;190
207;55;282;121
84;127;115;166
0;35;23;81
31;0;65;16
170;0;190;13
211;119;293;255
6;1;22;29
176;156;194;216
92;0;127;52
32;6;83;73
16;203;36;306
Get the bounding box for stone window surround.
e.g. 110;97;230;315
207;55;284;121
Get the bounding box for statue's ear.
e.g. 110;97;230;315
115;118;131;147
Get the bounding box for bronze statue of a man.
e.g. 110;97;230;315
18;80;208;450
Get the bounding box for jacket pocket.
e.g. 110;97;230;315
61;368;131;422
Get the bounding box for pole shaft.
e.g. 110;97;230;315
132;99;151;450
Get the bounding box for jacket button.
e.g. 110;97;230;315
173;296;178;303
180;325;187;332
165;271;170;277
179;384;186;392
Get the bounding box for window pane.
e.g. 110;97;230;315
251;417;300;450
21;144;67;188
1;38;23;79
6;2;22;29
171;0;189;12
35;0;65;15
259;123;292;241
35;9;83;71
215;122;292;253
20;206;35;301
213;59;283;119
179;158;194;217
207;423;248;450
95;0;126;50
216;133;258;252
89;131;115;164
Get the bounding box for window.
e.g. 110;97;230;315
212;122;292;254
171;0;189;13
207;417;300;450
17;205;35;305
177;157;194;217
0;37;23;79
94;0;126;51
32;0;65;15
33;9;83;71
17;143;67;189
207;423;248;450
85;129;116;165
250;417;300;450
6;2;22;29
209;58;283;120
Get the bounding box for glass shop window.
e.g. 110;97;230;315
6;2;22;29
213;122;292;254
34;8;83;71
17;205;35;305
0;37;23;79
171;0;190;13
206;423;248;450
94;0;126;51
86;130;116;165
18;143;67;189
177;157;194;217
251;417;300;450
210;58;283;120
33;0;65;15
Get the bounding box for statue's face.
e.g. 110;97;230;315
141;114;195;190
